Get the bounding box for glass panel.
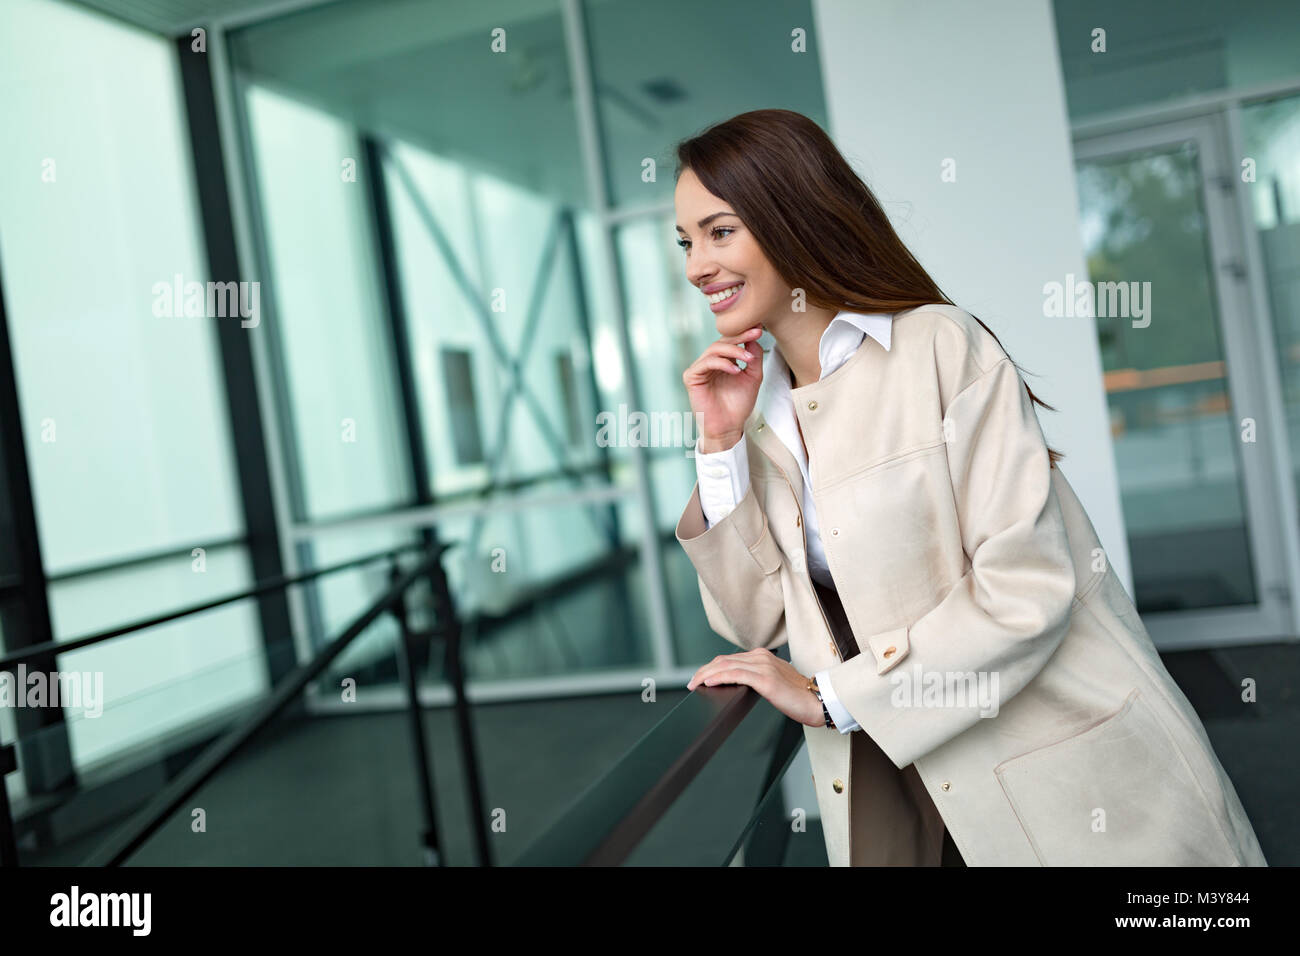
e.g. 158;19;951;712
27;616;401;866
233;0;659;686
309;526;418;688
0;0;262;821
243;84;412;521
613;213;742;662
625;705;804;865
585;0;830;208
47;547;263;772
109;702;413;865
13;547;420;865
1076;141;1257;611
229;0;585;211
721;735;829;866
441;498;654;682
382;141;603;499
1053;0;1300;121
0;0;245;572
1241;93;1300;530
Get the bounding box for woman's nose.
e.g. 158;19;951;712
687;259;716;289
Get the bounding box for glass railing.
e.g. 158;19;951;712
4;536;818;867
513;671;814;866
1;542;492;866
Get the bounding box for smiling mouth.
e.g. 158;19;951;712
707;282;743;304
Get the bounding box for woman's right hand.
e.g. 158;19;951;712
682;325;765;454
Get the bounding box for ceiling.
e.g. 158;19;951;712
63;0;830;211
68;0;345;34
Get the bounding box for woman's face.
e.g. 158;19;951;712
674;167;787;338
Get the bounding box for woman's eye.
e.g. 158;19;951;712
676;226;734;251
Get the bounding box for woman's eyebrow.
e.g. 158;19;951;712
675;211;735;234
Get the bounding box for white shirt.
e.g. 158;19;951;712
693;311;893;734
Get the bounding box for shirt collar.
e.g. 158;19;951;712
761;311;892;402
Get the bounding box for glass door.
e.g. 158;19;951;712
1073;113;1295;648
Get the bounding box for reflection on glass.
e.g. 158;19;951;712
0;0;244;572
721;737;827;866
48;550;263;772
1076;143;1257;611
1052;0;1300;121
441;348;486;466
586;0;828;208
1242;94;1300;528
245;85;412;522
439;501;651;682
381;140;602;498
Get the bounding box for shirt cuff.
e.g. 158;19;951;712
694;435;751;528
815;669;860;734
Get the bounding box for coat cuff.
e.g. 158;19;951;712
676;476;782;577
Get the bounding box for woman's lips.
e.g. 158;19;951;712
709;282;744;313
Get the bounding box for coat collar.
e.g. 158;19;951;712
743;309;899;499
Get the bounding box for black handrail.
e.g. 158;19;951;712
77;546;472;866
513;683;798;866
0;542;429;670
5;527;807;867
41;533;249;585
1;540;495;868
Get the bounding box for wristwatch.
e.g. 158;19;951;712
807;675;836;729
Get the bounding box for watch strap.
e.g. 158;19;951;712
808;676;835;729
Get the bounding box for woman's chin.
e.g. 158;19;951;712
716;312;755;337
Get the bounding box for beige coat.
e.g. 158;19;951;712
676;304;1267;866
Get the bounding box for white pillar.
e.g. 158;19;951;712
813;0;1133;592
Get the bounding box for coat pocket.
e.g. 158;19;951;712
994;688;1240;866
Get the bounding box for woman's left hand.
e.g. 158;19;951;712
686;649;826;728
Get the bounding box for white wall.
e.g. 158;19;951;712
812;0;1134;594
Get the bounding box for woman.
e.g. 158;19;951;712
674;109;1267;867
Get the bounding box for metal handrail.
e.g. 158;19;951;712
77;546;463;866
0;541;429;671
6;530;807;867
2;539;495;868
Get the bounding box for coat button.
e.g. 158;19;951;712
795;514;801;527
941;781;951;791
832;779;843;793
883;646;896;658
830;528;840;536
808;401;819;411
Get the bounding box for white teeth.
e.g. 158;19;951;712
708;283;742;304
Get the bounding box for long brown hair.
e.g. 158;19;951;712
674;108;1064;468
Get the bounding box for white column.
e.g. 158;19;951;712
813;0;1133;592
